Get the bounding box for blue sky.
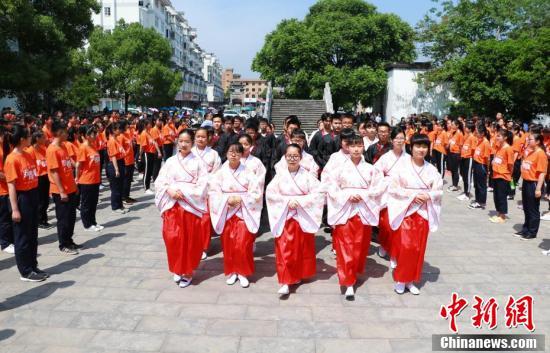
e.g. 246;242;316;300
172;0;436;78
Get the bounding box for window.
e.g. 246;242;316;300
252;95;256;98
252;88;255;92
104;7;111;16
246;94;249;98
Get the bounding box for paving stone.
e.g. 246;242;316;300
239;337;315;353
135;316;208;335
207;319;277;337
89;331;165;351
162;335;239;353
277;320;350;338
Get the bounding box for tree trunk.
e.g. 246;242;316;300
124;92;129;112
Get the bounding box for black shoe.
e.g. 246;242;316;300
20;271;47;282
123;198;136;205
38;222;52;229
520;235;536;241
513;231;525;238
70;243;83;250
34;268;50;278
60;247;79;255
507;195;515;200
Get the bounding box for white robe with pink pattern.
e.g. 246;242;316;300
154;153;208;217
274;151;319;178
387;157;443;232
374;150;410;209
322;157;384;226
208;162;263;234
266;166;324;237
241;154;267;189
192;146;221;174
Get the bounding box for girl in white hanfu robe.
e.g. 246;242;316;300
374;128;409;268
274;129;319;178
238;134;267;190
322;136;383;299
208;143;263;288
192;127;222;259
155;130;208;288
266;144;324;296
387;134;443;296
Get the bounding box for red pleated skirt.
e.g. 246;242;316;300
333;215;372;286
162;203;202;275
200;207;212;251
378;208;400;258
222;215;255;276
275;218;316;285
392;212;429;283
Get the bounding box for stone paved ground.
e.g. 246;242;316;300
0;179;549;353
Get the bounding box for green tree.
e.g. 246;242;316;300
416;0;549;119
0;0;100;111
88;21;183;111
252;0;415;108
56;50;101;110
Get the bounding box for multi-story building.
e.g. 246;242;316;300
203;53;223;105
91;0;220;109
228;77;268;106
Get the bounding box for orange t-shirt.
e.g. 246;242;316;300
491;144;515;181
77;144;101;185
433;131;449;154
151;126;163;145
511;135;524;159
448;131;464;154
521;148;548;181
473;138;491;165
0;148;9;196
428;130;437;145
118;133;135;166
42;126;54;145
46;143;77;194
25;145;48;176
139;130;157;154
96;132;107;151
177;123;188;134
489;134;498;155
162;124;177;145
405;128;415;145
107;136;126;160
460;133;477;158
65;141;78;163
4;151;39;191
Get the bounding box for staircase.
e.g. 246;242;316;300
270;99;327;135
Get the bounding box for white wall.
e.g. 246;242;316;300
385;68;455;124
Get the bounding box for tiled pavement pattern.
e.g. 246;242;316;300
0;182;549;353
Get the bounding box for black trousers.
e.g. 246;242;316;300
488;156;495;188
460;157;473;196
447;152;461;187
143;152;157;190
153;152;162;181
107;159;125;210
473;161;488;205
53;192;78;249
11;188;39;276
0;194;14;249
163;144;173;162
123;164;134;198
493;178;510;215
37;174;49;224
521;181;541;237
136;148;144;174
80;183;99;228
509;159;522;196
99;149;107;183
433;150;446;177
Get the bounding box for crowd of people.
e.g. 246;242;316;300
0;108;548;299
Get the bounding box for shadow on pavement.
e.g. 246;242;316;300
0;329;16;341
44;253;105;275
0;280;74;312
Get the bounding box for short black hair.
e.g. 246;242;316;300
377;122;390;130
51;119;67;134
285;143;302;155
340;128;356;142
290;128;306;140
391;126;405;140
410;133;431;149
238;134;253;145
227;142;244;154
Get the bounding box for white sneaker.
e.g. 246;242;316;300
94;224;105;231
178;277;192;288
345;286;355;298
137;173;144;181
113;209;127;215
201;252;207;260
390;257;397;269
226;273;238;285
456;193;469;201
277;284;290;295
487;187;494;192
540;213;550;221
542;249;550;256
84;226;98;232
2;244;15;254
99;185;105;191
144;189;154;195
173;274;182;283
377;247;387;258
237;274;249;288
394;282;405;294
406;283;420;295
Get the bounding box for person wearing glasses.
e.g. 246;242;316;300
266;144;324;296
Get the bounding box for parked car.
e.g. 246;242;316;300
223;110;239;118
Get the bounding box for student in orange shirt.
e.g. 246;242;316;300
95;122;108;187
118;120;137;205
446;120;464;192
489;129;515;223
469;123;491;210
152;117;164;178
138;119;162;194
487;121;499;191
457;121;477;201
0;126;15;254
508;125;525;200
27;130;51;228
106;122;127;214
162;116;177;161
4;124;47;281
76;125;103;231
432;121;448;177
46;120;80;254
41;114;54;145
514;132;547;240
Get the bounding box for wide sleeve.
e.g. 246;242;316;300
292;174;324;233
154;159;176;215
265;174;290;237
208;168;231;234
240;171;263;233
426;171;443;232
